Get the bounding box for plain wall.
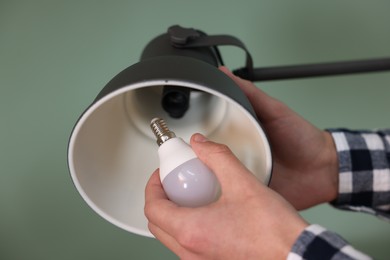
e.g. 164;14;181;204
1;1;389;259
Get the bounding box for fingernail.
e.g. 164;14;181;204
193;133;208;143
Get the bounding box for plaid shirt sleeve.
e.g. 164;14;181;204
328;129;390;219
288;129;390;260
288;224;371;260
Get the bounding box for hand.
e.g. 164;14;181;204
219;67;338;210
145;134;308;260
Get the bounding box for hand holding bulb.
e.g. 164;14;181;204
144;133;308;259
150;118;220;207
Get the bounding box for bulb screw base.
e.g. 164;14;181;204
150;118;176;146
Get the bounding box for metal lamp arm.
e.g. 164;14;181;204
168;25;390;82
233;57;390;82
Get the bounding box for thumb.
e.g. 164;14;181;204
190;133;258;196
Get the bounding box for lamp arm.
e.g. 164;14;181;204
233;57;390;82
168;25;390;82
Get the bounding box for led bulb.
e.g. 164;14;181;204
150;118;220;207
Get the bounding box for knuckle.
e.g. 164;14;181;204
211;143;231;155
177;229;206;252
147;222;155;233
144;202;154;220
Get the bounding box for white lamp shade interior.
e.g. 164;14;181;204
68;79;272;237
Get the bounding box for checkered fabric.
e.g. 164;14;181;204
288;225;371;260
328;129;390;219
287;129;389;259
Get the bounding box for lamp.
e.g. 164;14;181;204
68;25;390;237
67;25;273;237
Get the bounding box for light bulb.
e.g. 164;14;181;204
150;118;220;207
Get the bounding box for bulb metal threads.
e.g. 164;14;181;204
150;118;176;146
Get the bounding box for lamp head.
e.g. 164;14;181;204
67;26;272;237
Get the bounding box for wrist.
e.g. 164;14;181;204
322;131;339;203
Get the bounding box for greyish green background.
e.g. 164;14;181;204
1;1;389;259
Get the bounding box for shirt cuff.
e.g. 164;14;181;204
287;224;371;260
327;129;390;218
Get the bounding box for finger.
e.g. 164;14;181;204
144;169;190;238
219;66;255;94
219;66;290;123
219;66;263;101
145;169;169;204
190;133;258;194
148;222;186;257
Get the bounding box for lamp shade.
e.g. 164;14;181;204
67;55;272;237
